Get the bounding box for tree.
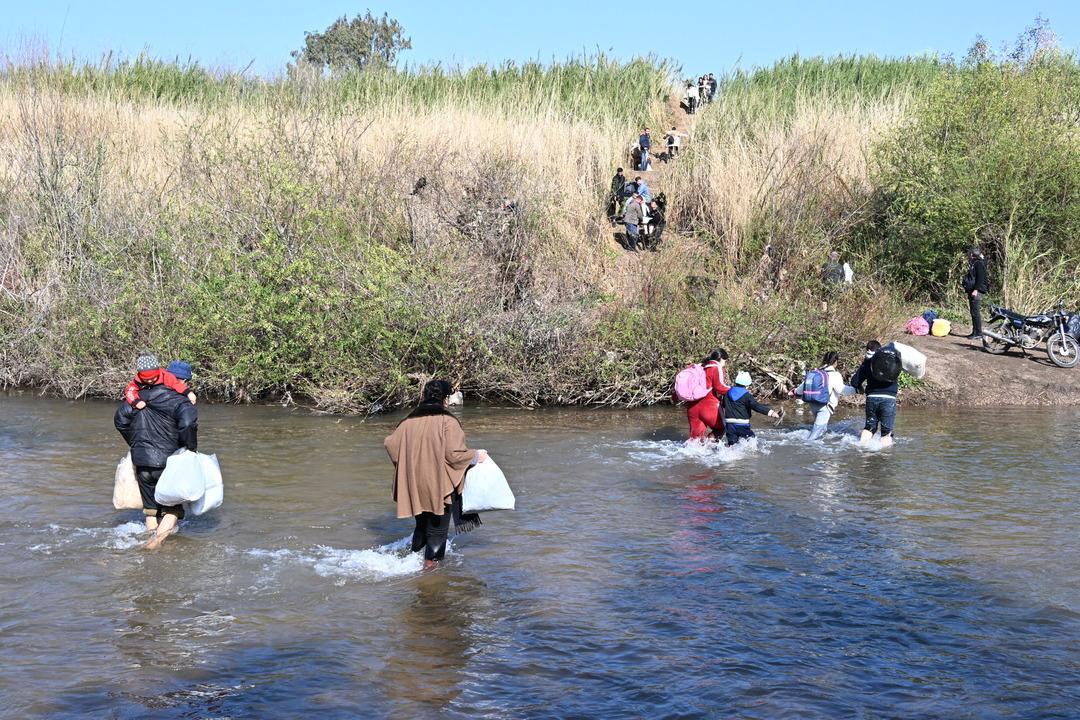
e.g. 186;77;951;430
293;11;411;73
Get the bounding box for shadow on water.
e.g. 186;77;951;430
43;569;491;720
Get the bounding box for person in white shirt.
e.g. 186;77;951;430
791;350;846;441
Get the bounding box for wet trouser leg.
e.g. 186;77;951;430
807;402;832;441
412;509;451;561
864;396;897;437
134;466;185;521
687;397;722;440
968;293;982;335
725;424;755;446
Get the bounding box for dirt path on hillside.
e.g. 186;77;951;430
902;331;1080;406
604;92;696;295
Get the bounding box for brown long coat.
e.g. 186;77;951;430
384;413;475;519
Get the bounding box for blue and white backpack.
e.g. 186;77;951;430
800;368;831;404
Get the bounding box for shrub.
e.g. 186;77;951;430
862;53;1080;305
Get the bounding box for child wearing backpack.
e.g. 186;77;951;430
791;351;845;441
848;340;900;448
722;372;781;446
675;349;730;441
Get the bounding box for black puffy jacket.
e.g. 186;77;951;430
114;384;198;468
962;258;989;294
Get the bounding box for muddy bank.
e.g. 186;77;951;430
900;332;1080;407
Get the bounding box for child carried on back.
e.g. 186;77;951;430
124;353;196;410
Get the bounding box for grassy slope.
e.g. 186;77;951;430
15;52;1064;410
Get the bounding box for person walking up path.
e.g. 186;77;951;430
638;128;651;171
622;193;644;252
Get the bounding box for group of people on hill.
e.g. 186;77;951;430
682;339;901;449
609;166;666;252
630;126;688;171
684;73;717;114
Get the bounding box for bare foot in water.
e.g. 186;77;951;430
145;515;178;550
423;559;439;571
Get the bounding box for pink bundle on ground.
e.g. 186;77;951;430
905;316;930;336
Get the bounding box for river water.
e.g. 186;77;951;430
1;394;1078;719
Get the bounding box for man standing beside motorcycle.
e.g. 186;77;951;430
963;246;989;340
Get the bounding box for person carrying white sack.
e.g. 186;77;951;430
384;380;488;571
790;350;846;441
114;352;199;550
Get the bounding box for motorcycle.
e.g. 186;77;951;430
981;302;1080;368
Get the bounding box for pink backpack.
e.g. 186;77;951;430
905;316;930;336
674;364;710;402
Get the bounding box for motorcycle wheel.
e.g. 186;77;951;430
981;320;1011;355
1046;332;1080;368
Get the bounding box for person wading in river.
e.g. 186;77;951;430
722;371;781;446
114;352;199;550
686;349;730;441
791;350;845;441
384;380;488;570
848;340;898;449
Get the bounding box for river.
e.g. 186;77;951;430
1;394;1078;719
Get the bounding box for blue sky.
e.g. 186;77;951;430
2;1;1078;76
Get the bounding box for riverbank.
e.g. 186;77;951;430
1;52;1077;412
902;331;1080;406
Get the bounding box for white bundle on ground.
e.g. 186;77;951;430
113;453;142;510
890;341;927;379
187;454;224;516
462;458;516;512
155;450;207;505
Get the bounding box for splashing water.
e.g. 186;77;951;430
248;535;433;582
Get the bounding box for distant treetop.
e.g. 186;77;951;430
292;10;412;74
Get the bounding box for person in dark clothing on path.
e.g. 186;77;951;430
848;340;897;448
723;371;781;446
114;352;199;550
609;167;626;221
644;199;666;250
638;128;651;171
962;246;989;339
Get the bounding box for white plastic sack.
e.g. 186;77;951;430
113;453;142;510
891;341;927;379
155;449;207;506
843;262;854;284
462;458;515;512
187;453;224;516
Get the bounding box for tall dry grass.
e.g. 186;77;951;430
0;54;946;409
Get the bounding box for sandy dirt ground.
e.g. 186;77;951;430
902;331;1080;406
